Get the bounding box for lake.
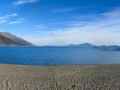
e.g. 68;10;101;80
0;46;120;66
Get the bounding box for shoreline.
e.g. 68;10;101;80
0;64;120;90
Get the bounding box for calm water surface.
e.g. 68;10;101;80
0;46;120;66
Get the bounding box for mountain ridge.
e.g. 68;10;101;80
0;32;33;46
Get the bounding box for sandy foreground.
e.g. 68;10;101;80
0;64;120;90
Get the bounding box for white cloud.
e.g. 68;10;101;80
18;18;25;20
8;18;25;24
0;14;18;20
11;13;18;16
0;20;7;24
23;7;120;46
54;5;103;13
6;14;18;17
0;14;18;24
0;14;26;25
34;25;46;29
14;0;39;5
54;7;79;13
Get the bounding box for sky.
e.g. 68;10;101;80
0;0;120;46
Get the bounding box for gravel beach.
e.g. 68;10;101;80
0;64;120;90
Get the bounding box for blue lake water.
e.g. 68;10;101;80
0;46;120;66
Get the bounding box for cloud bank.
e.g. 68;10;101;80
24;7;120;46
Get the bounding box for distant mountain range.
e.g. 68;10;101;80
67;43;120;51
67;43;93;47
0;32;33;46
93;45;120;51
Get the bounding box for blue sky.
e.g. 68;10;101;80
0;0;120;46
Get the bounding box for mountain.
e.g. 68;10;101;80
76;43;93;47
67;43;93;47
0;32;33;46
93;45;120;51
